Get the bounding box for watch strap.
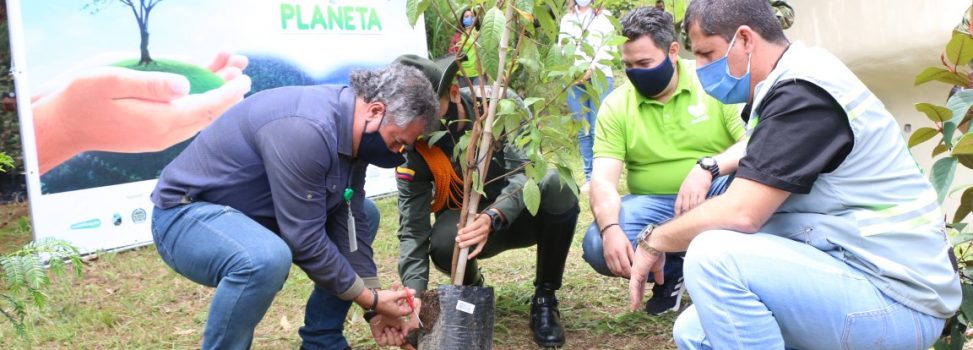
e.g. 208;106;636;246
636;224;663;256
698;157;720;178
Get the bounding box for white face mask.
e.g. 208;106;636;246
576;0;592;7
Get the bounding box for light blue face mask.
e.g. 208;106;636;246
576;0;593;7
696;32;752;104
462;17;474;28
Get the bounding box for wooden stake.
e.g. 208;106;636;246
450;1;515;285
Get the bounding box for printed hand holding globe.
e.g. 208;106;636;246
31;52;251;174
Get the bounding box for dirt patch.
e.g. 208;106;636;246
419;289;440;332
0;201;31;254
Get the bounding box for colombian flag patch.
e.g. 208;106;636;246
396;166;415;181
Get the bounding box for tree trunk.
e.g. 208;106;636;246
451;1;515;285
139;27;152;65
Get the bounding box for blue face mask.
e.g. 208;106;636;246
625;54;675;99
359;117;405;168
575;0;593;7
696;32;751;104
462;17;474;28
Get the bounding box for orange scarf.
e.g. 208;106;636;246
415;141;464;212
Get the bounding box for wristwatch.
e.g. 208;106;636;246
484;209;505;232
697;157;720;178
636;224;663;256
362;288;379;322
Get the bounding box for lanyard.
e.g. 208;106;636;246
344;188;358;252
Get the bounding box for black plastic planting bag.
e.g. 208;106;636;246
415;285;495;350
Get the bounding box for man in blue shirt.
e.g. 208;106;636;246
150;63;439;349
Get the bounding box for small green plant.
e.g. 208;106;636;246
911;5;973;349
0;235;83;338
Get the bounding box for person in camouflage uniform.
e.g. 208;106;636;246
392;54;580;348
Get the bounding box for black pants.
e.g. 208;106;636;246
428;171;579;289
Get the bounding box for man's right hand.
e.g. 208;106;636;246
602;226;635;278
369;314;417;349
356;288;415;319
375;289;415;318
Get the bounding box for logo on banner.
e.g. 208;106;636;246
70;219;102;230
112;213;123;226
280;3;383;33
132;208;147;224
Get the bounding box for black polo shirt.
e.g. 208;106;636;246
737;79;855;194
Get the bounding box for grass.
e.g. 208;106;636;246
114;58;225;94
0;173;677;349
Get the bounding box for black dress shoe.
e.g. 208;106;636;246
530;294;566;347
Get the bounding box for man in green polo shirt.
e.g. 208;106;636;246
583;7;745;315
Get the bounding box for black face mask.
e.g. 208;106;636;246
625;54;675;99
358;117;405;168
435;101;468;155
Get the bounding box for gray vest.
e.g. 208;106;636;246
747;42;960;318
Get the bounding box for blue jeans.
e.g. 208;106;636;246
151;199;380;350
567;76;614;181
299;198;380;350
582;176;729;280
674;231;946;349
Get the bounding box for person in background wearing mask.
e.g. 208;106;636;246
149;63;439;350
558;0;617;191
584;7;745;316
393;54;579;348
629;0;960;348
448;7;484;89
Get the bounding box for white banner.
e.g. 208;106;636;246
8;0;424;253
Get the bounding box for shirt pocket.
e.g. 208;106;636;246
323;173;344;210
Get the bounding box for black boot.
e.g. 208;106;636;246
530;205;578;347
531;289;564;347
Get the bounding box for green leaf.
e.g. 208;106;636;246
934;317;967;350
529;155;547;181
945;122;958;149
514;6;533;25
955;187;973;223
556;163;579;195
523;177;540;216
916;103;954;123
915;67;970;87
932;157;959;204
534;4;557;40
947;30;973;66
405;0;423;27
472;171;486;197
479;7;506;79
959;154;973;169
497;99;517;116
963;283;973;324
908;127;938;149
514;0;534;12
950;231;973;245
947;89;973;124
545;42;565;70
517;39;541;74
426;130;448;146
935;142;949;157
454;133;470;164
503;110;522;138
605;34;628;47
955;134;973;155
523;97;543;110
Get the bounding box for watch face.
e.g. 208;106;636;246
700;157;716;168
